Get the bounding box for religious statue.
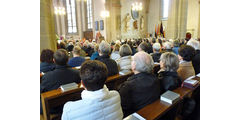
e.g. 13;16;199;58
133;20;138;29
122;13;131;32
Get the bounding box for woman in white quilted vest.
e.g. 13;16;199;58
116;44;133;72
61;60;123;120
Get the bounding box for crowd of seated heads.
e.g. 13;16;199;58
41;36;200;118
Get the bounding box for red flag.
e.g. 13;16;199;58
157;24;160;36
155;24;157;38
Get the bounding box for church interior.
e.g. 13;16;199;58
40;0;200;120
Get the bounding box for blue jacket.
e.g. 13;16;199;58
68;57;85;67
173;47;179;55
90;52;99;60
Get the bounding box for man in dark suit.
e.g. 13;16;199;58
96;41;119;76
187;40;200;74
118;51;161;117
40;49;81;114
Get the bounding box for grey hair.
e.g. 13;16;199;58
153;43;161;51
99;41;111;55
133;51;154;73
119;44;132;57
160;52;179;72
163;42;172;49
187;40;200;50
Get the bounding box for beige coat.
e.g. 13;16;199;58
177;61;195;81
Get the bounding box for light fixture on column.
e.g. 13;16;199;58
100;10;110;18
131;2;143;11
54;7;66;15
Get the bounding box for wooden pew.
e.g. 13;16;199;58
40;64;160;120
40;72;133;120
136;76;200;120
41;84;84;120
105;72;134;90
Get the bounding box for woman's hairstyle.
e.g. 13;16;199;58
160;52;179;72
119;44;132;57
94;44;99;52
178;45;195;61
112;44;120;52
72;46;81;55
40;49;54;63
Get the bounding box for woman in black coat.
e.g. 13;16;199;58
158;52;182;94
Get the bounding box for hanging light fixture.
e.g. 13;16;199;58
131;2;142;11
54;7;66;15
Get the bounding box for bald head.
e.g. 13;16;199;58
132;51;154;73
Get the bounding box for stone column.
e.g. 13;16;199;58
178;0;188;39
166;0;188;40
166;0;179;39
60;0;66;36
40;0;57;52
76;0;83;39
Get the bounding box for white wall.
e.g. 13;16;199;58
93;0;106;39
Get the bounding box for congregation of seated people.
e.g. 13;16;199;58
40;35;200;120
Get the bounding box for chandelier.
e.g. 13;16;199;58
131;2;143;11
54;7;66;15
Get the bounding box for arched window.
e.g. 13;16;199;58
87;0;93;29
66;0;77;33
163;0;169;19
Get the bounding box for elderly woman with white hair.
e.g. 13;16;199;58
187;40;200;74
158;52;182;94
118;51;161;117
96;41;119;76
163;41;173;52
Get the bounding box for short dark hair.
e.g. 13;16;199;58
152;38;156;43
40;49;54;63
53;49;69;65
178;45;195;61
80;60;108;91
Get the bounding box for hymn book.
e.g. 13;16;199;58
60;82;78;92
119;70;132;75
123;113;146;120
160;90;180;104
182;79;199;89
